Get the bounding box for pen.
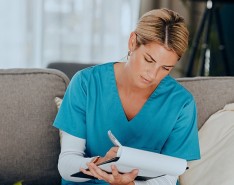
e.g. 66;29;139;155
108;130;122;147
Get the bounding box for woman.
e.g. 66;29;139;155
54;8;200;185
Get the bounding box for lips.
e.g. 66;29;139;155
140;76;152;84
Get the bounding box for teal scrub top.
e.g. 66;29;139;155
54;62;200;185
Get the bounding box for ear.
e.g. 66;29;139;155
128;32;137;52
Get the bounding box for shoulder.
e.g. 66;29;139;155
158;75;196;110
164;75;194;101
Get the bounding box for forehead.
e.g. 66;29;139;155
140;42;172;54
139;42;179;64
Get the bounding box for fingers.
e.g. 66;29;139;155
87;163;104;180
105;147;119;160
110;146;119;153
79;167;93;176
87;163;117;183
111;165;121;179
80;164;104;180
110;165;138;184
106;147;118;156
129;169;139;179
81;162;139;184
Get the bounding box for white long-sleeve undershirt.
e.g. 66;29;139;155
58;131;178;184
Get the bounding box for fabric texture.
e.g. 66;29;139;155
54;62;200;185
58;131;93;183
179;103;234;185
55;98;178;185
0;69;69;185
177;77;234;129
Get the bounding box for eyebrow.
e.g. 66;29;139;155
146;53;175;67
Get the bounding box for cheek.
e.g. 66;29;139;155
131;58;144;73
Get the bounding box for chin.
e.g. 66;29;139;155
137;81;154;89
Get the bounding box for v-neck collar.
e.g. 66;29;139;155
110;62;168;123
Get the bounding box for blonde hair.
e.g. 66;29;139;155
134;8;189;59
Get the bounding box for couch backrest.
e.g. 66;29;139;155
178;77;234;129
47;62;96;79
0;69;69;185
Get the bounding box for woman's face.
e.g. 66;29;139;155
127;34;179;89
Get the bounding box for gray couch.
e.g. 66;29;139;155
0;68;234;185
0;69;69;185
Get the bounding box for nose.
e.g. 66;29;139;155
147;64;160;79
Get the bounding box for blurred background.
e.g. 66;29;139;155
0;0;234;77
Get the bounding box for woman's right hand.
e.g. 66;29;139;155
95;147;119;165
80;147;138;185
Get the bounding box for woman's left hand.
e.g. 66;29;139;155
80;162;138;185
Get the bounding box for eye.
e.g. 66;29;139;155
144;57;153;63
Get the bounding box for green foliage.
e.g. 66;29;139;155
13;180;23;185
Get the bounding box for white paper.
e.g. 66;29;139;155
99;146;187;178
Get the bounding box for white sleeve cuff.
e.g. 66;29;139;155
134;175;178;185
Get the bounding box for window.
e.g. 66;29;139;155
0;0;140;68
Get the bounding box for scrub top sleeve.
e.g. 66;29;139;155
161;99;200;161
53;72;87;139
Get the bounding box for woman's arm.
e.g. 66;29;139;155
59;131;178;184
58;131;93;182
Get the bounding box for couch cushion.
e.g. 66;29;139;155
0;69;69;185
177;77;234;129
179;103;234;185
